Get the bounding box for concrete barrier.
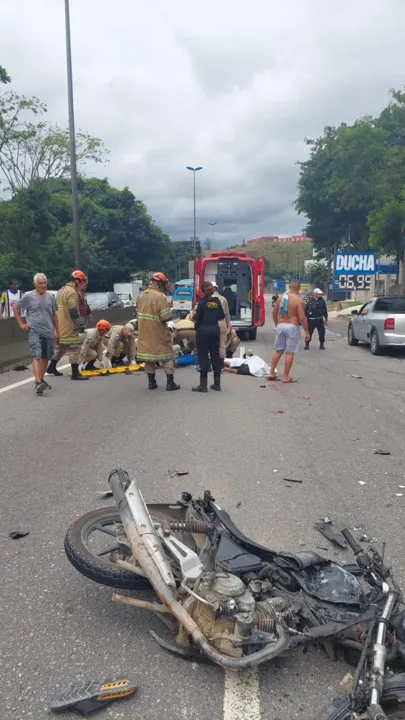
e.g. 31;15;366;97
0;307;136;370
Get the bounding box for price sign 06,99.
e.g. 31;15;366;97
336;274;371;290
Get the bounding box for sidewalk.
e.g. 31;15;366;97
328;304;363;320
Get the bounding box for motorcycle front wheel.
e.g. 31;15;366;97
316;673;405;719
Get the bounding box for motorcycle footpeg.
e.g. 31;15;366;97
49;678;137;715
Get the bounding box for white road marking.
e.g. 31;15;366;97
326;328;341;337
223;668;261;720
0;364;70;395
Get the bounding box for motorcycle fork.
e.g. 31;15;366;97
366;591;397;720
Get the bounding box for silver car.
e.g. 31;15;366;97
348;295;405;354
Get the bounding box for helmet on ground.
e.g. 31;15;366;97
96;319;112;333
71;270;87;282
151;272;168;284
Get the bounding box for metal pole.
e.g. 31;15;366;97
64;0;81;268
193;170;196;261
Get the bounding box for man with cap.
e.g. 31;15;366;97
78;319;112;371
305;288;328;350
136;272;180;391
211;282;230;362
104;323;137;368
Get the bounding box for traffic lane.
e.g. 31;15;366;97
1;325;405;719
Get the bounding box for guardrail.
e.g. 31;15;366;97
0;307;136;371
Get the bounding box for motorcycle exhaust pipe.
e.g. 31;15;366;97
109;468;290;669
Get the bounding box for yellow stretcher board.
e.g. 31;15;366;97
68;364;145;377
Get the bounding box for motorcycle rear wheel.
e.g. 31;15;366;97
65;506;154;590
316;673;405;719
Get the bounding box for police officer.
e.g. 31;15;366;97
305;288;328;350
192;281;225;393
78;319;112;371
211;282;230;362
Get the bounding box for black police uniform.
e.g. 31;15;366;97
193;295;225;391
305;296;328;348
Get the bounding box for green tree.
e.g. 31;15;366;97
306;261;329;288
0;67;108;192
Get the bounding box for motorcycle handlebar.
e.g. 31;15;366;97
342;528;363;555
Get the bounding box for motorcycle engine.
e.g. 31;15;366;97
185;573;289;658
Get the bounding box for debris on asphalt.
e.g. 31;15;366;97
316;546;329;552
340;672;354;694
168;470;189;478
399;485;405;489
49;677;137;716
358;481;366;485
351;375;363;379
360;534;370;542
283;478;303;484
9;530;30;539
13;364;28;371
236;501;242;508
314;517;348;549
277;410;285;414
373;449;391;456
396;493;403;497
96;490;113;498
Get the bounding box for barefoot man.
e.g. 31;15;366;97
268;280;310;384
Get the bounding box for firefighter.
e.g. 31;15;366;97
78;319;112;371
225;324;240;358
46;270;88;381
192;281;225;393
136;272;180;391
104;323;137;367
305;288;328;350
211;282;230;362
173;315;196;355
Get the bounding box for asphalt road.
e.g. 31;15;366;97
1;312;405;720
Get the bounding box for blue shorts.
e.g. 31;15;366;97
274;324;301;353
29;329;54;360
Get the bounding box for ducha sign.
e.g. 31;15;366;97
334;253;376;275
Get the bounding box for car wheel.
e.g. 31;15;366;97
348;324;359;346
370;329;381;355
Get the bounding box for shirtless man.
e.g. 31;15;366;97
268;280;310;384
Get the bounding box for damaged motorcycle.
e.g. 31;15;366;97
65;469;405;719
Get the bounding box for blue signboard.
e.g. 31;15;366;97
334;253;376;291
378;263;398;275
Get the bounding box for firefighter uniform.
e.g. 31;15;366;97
51;283;84;365
225;326;240;358
136;289;175;375
79;328;105;369
104;324;136;364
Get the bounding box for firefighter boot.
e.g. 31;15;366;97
166;374;180;391
71;363;89;381
148;373;158;390
320;342;325;350
47;359;63;376
192;372;208;393
85;360;97;371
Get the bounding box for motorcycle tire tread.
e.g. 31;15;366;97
315;673;405;719
64;506;152;591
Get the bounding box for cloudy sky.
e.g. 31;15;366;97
1;0;405;247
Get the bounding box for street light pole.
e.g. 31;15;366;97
64;0;81;269
186;166;203;261
208;221;217;248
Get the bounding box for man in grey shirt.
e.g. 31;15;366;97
14;273;60;395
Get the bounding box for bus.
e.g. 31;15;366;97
194;253;265;339
172;279;194;317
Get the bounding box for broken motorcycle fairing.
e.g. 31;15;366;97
65;469;405;682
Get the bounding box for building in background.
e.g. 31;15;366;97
247;235;311;245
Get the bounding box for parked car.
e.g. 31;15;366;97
348;295;405;354
86;292;124;310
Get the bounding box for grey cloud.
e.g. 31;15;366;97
1;0;405;248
